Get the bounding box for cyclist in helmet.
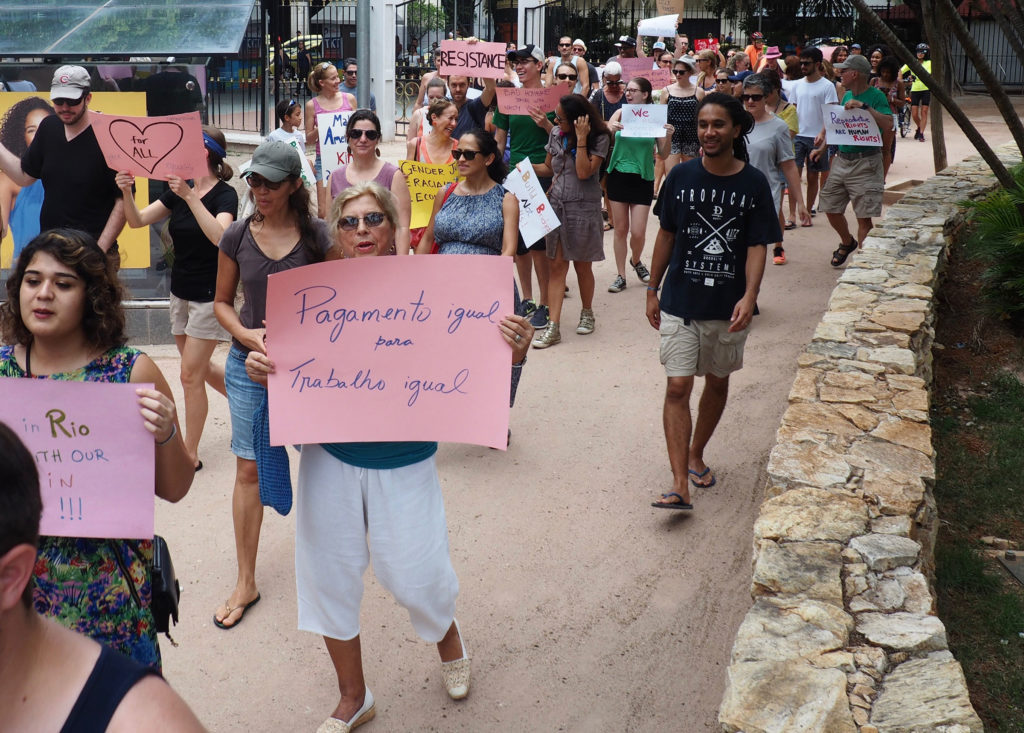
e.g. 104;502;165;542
900;43;931;142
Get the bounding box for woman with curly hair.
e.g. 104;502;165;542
0;228;194;666
0;97;53;260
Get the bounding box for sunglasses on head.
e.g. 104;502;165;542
339;212;387;230
347;128;380;141
245;174;284;190
556;73;577;80
52;97;84;107
452;148;481;161
740;93;764;101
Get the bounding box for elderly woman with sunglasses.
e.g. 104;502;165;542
742;74;811;265
211;140;338;631
244;181;532;730
328;109;411;254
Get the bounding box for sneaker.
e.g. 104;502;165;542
532;322;560;348
608;275;627;293
576;308;595;335
773;247;786;265
631;259;651;283
529;304;550;329
518;298;537;318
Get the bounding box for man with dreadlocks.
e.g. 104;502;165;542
645;92;781;512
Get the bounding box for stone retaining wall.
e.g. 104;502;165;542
717;146;1022;733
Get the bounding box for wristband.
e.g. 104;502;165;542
647;286;660;292
156;423;177;447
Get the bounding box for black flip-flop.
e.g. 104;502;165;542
784;220;797;230
213;593;261;630
652;493;693;511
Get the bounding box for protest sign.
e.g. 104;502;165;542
496;85;563;115
317;110;352;181
283;138;316;187
694;38;720;53
630;68;673;89
92;110;206;180
638;14;680;37
265;256;513;449
502;159;560;246
822;103;884;146
656;0;685;15
439;40;507;79
398;160;459;228
0;379;155;539
621;104;669;137
618;57;653;81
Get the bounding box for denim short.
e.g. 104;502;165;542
314;152;323;182
224;344;264;460
794;135;830;173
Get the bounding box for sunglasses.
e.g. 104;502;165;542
52;97;84;107
451;148;481;161
347;128;380;141
558;42;571;47
799;60;815;66
740;94;764;101
605;80;624;86
344;69;358;75
339;212;387;230
556;73;577;80
672;69;689;76
245;174;284;190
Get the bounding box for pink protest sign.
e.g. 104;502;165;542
0;378;155;539
496;85;563;115
631;68;673;89
91;111;206;181
265;255;513;449
694;38;720;52
617;57;653;81
439;40;508;79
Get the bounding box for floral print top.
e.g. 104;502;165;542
0;344;161;668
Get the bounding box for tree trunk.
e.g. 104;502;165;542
988;0;1024;69
849;0;1016;189
921;0;948;172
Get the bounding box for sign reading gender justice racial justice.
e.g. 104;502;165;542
92;110;207;181
439;40;508;79
821;103;884;146
502;159;560;246
264;256;513;450
496;86;563;115
0;379;155;539
317;110;352;181
398;160;459;229
621;104;668;137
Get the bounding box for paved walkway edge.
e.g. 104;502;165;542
717;145;1023;733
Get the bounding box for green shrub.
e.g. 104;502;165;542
962;165;1024;319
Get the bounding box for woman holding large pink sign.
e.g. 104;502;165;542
0;228;194;667
244;181;532;731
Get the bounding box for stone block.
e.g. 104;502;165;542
850;534;922;571
731;598;853;664
788;368;821;403
856;612;947;652
871;516;913;536
870;416;934;456
870;652;983;731
755;488;868;542
855;347;917;375
767;440;851;490
751;540;844;605
782;403;864;439
834;404;881;431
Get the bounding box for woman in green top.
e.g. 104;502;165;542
900;43;932;142
604;77;673;294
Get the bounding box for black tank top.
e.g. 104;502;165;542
60;645;160;733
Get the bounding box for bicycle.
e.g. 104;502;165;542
898;73;914;138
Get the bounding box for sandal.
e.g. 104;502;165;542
830;237;858;268
784;220;796;230
603;221;613;231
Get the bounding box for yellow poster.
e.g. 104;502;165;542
398;159;459;229
1;92;150;269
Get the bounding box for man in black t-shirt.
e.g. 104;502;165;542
0;65;124;253
646;93;781;512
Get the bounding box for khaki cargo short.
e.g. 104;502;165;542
659;312;749;378
817;152;884;219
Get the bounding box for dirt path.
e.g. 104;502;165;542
149;97;1021;731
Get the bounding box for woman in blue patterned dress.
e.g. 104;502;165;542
0;229;194;667
417;129;518;256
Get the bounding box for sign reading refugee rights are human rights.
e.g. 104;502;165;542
264;256;513;450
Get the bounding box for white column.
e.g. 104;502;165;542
370;0;398;140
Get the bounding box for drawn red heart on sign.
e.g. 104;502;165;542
108;119;184;175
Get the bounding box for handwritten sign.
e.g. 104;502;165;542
0;379;155;539
283;138;316;187
630;68;674;89
496;85;564;115
317;110;352;181
502;159;560;246
439;40;508;79
92;111;206;181
638;14;680;37
694;38;720;53
618;57;653;82
822;103;883;146
265;256;513;449
398;160;459;228
656;0;685;16
621;104;669;137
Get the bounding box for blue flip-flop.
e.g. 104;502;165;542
689;467;716;489
652;493;693;511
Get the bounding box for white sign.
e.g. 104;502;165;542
822;103;884;146
638;14;680;38
621;104;669;137
284;138;316;187
503;159;560;246
317;110;352;181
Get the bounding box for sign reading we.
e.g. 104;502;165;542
439;40;507;79
621;104;669;138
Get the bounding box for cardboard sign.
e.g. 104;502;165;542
439;40;508;79
621;104;669;137
496;85;564;115
822;103;884;146
694;38;720;52
0;379;156;539
630;68;674;89
656;0;685;15
638;14;680;37
502;159;560;246
317;110;352;181
92;111;206;181
265;256;513;449
398;160;459;229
